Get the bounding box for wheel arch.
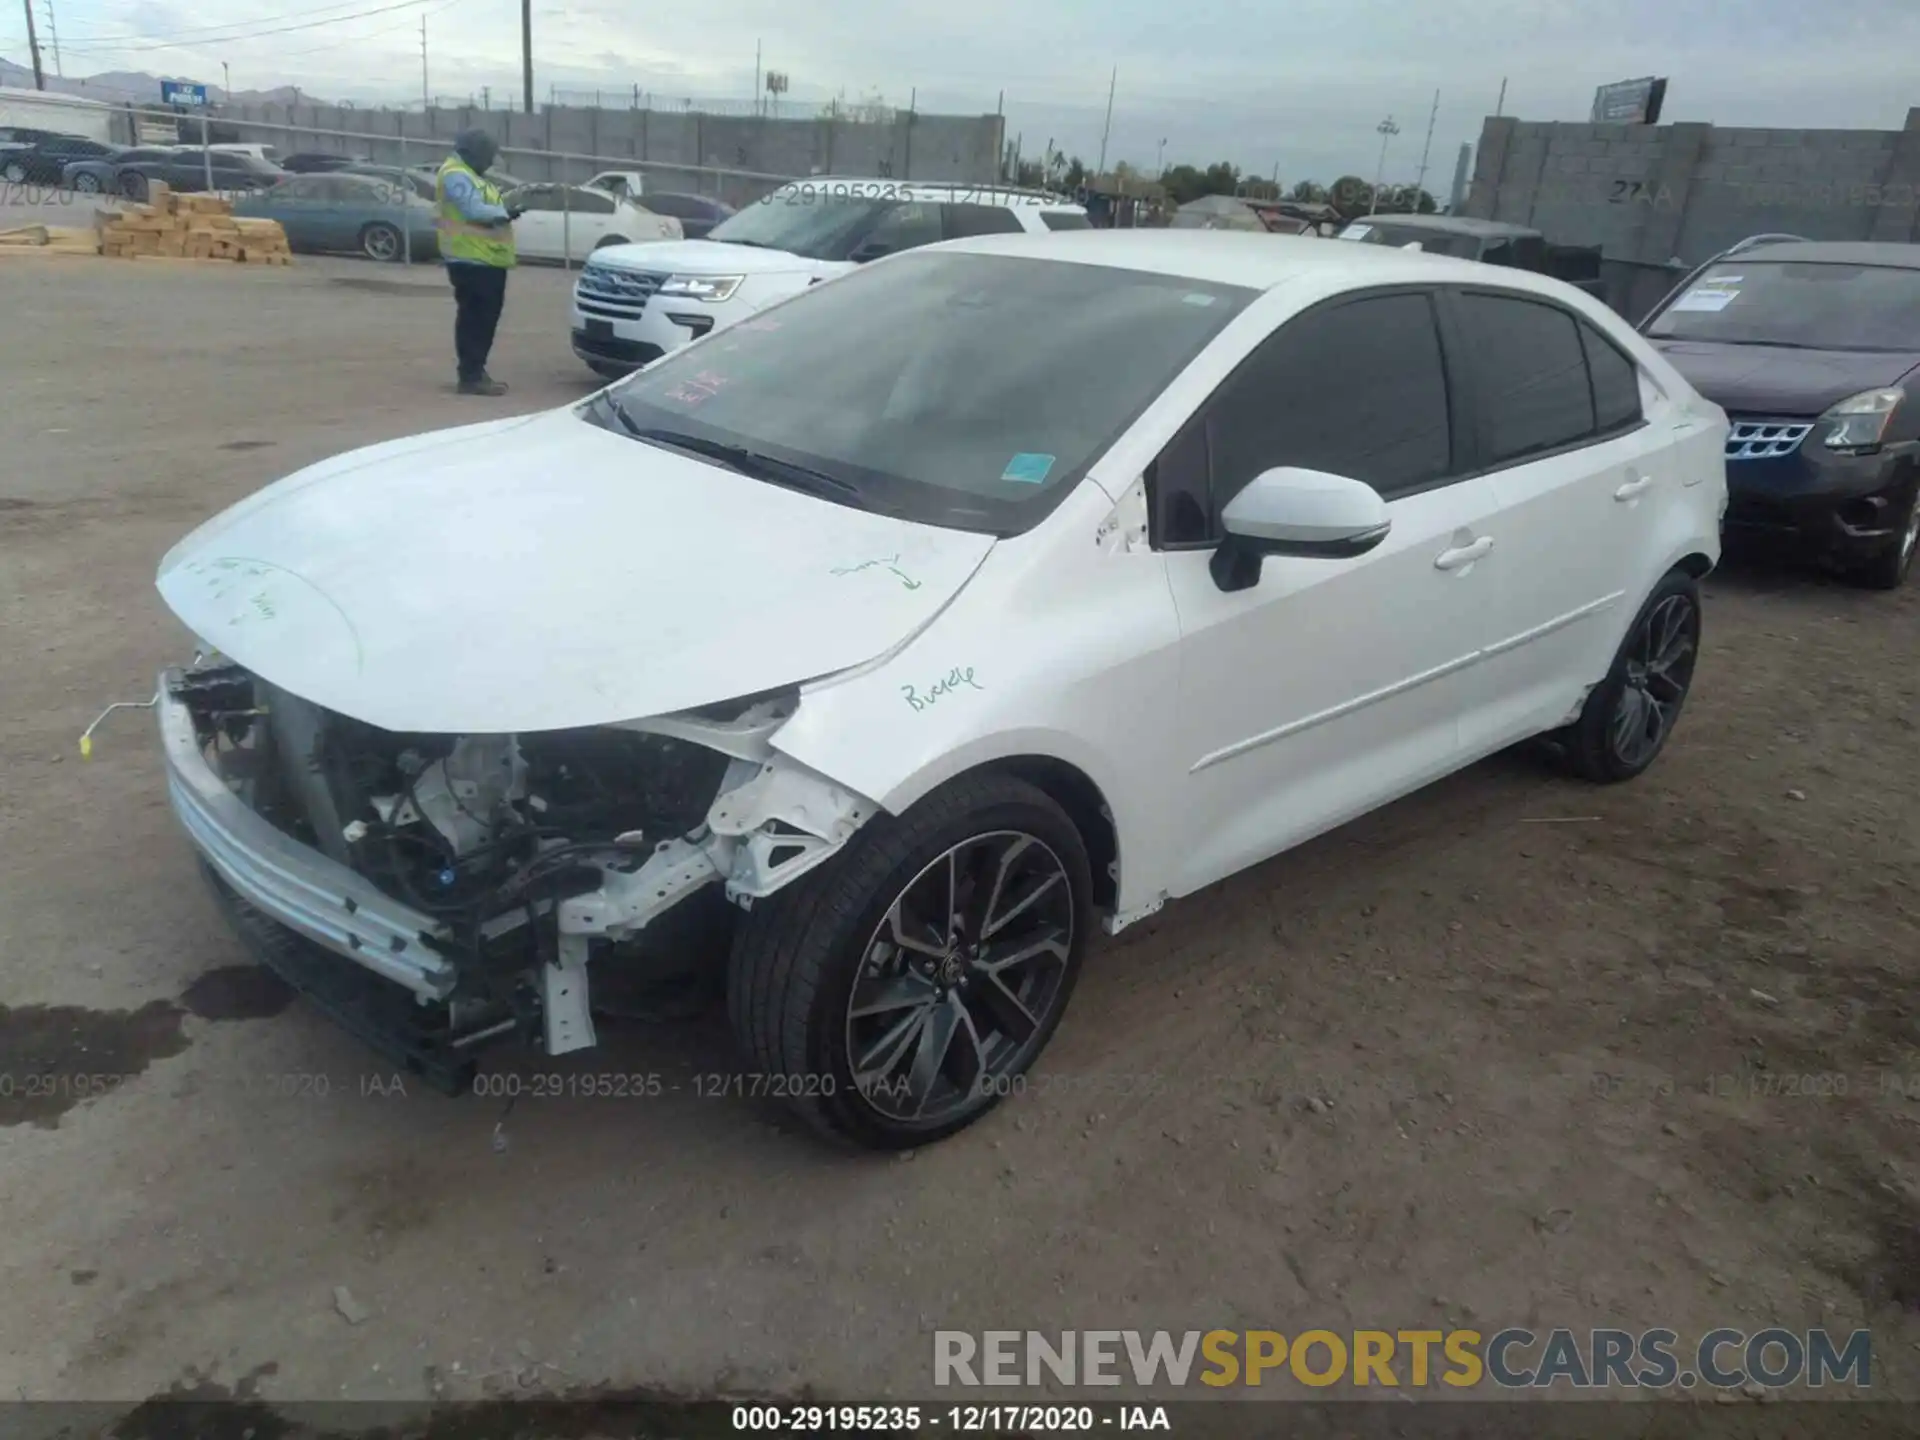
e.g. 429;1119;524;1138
1674;551;1714;579
861;742;1126;917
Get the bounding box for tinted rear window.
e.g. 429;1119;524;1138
1456;292;1596;464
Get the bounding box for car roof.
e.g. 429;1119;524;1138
778;176;1083;210
929;228;1587;293
1733;240;1920;269
1352;213;1540;239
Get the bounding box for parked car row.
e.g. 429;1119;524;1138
569;177;1094;375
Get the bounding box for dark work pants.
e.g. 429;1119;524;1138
448;262;507;382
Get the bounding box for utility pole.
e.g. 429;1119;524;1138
1414;88;1439;205
41;0;59;76
1095;66;1116;177
419;15;429;111
1494;77;1507;118
21;0;44;89
754;40;761;117
1155;137;1165;176
1368;115;1400;215
221;61;230;100
520;0;534;113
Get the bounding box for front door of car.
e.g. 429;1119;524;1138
505;186;558;260
1438;288;1667;751
1159;288;1507;897
564;188;616;255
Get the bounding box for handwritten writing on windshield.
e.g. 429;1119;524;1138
902;666;982;713
661;370;731;406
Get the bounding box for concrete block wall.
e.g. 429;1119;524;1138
1463;108;1920;268
224;101;1005;207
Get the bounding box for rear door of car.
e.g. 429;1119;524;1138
1436;286;1669;750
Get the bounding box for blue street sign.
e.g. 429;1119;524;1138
161;81;209;108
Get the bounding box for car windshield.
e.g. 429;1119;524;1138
592;251;1254;534
1645;260;1920;352
704;193;901;260
1340;221;1483;258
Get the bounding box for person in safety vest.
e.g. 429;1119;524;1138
436;128;520;396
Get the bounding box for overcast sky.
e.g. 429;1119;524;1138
6;0;1920;183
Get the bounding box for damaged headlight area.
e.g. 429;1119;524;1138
162;660;876;1083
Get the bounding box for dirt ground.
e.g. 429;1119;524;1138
2;248;1918;1414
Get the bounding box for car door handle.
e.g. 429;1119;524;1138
1614;475;1653;501
1434;536;1493;571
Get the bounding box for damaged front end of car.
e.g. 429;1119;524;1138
158;656;876;1089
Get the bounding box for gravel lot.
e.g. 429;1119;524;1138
2;249;1919;1413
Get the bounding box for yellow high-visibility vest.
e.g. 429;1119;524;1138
435;154;516;267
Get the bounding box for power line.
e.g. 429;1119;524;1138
49;0;408;44
57;0;434;53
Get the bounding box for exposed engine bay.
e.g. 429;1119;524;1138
167;659;876;1076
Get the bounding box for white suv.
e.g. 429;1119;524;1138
569;177;1092;376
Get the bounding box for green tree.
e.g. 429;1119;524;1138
1327;174;1373;218
1289;179;1329;204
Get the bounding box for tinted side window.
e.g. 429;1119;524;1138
570;188;616;215
857;201;942;254
1206;292;1454;511
1455;292;1595;464
1041;212;1092;231
1581;322;1642;432
645;193;697;219
942;203;1024;237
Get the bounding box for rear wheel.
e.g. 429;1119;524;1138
593;234;628;250
73;172;102;194
120;172;148;201
1852;488;1920;591
1559;569;1702;783
359;221;403;262
3;159;27;184
727;773;1092;1150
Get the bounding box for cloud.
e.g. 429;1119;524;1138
22;0;1920;182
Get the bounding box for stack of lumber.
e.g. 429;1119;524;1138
0;223;101;254
97;182;292;265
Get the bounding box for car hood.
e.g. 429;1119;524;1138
1648;339;1920;416
588;237;827;277
155;409;996;734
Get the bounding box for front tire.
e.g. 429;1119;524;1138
120;172;148;201
1560;568;1702;783
359;221;403;262
727;773;1092;1150
2;160;27;184
74;172;101;194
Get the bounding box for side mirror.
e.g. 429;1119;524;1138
1210;466;1390;592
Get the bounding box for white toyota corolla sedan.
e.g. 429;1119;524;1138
148;230;1729;1149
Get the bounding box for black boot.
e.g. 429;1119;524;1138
457;373;508;396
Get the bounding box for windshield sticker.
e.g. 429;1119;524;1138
1704;273;1743;284
1672;285;1740;313
902;666;982;713
1182;293;1218;307
1342;223;1373;239
1001;453;1056;485
831;554;922;591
